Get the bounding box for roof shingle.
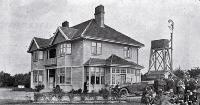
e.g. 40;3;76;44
28;18;144;52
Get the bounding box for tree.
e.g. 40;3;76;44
13;72;30;88
173;69;185;79
0;71;14;87
188;67;200;78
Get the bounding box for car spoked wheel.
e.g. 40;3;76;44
120;88;128;98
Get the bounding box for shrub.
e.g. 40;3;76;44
35;84;44;92
68;88;82;94
90;90;98;101
99;88;109;100
80;93;86;101
53;85;62;94
34;93;43;102
68;93;74;102
53;85;65;100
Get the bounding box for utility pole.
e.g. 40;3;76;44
168;19;174;71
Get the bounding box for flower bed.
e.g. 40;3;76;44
33;86;131;103
34;92;128;103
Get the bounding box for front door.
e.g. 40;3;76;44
49;69;55;88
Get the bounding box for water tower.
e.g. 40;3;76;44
147;19;174;79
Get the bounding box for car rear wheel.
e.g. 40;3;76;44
120;88;128;98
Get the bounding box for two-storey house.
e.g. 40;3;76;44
27;5;144;92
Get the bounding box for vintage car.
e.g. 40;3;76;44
118;81;154;97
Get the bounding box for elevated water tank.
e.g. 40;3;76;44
151;39;170;49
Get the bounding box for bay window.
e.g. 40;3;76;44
90;67;105;85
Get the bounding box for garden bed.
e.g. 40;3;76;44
34;92;130;104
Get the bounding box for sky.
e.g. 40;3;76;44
1;0;200;75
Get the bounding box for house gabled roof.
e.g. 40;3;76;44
49;27;78;45
27;37;51;53
70;19;144;47
34;37;51;48
28;18;144;52
84;54;144;69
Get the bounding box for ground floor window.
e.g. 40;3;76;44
89;67;104;85
57;67;71;84
58;68;65;84
111;67;141;85
33;70;43;83
66;67;71;84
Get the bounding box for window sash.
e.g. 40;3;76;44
33;70;43;83
66;44;71;54
91;42;102;55
130;69;134;74
116;69;120;73
91;42;97;55
66;67;71;84
33;51;38;61
124;47;131;58
38;51;43;60
60;43;72;56
97;43;102;55
135;70;140;75
60;76;65;83
127;68;131;74
112;74;115;84
90;67;105;85
121;69;126;74
58;68;65;84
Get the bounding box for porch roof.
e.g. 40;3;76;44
84;54;144;69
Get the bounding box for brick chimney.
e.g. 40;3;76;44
94;5;105;27
62;21;69;27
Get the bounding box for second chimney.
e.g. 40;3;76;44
94;5;105;27
62;21;69;27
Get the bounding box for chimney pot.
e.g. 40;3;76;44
62;21;69;27
94;5;105;27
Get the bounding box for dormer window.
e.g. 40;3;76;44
91;42;102;55
59;43;71;56
124;46;131;58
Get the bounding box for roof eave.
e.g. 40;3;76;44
27;37;40;53
83;36;144;47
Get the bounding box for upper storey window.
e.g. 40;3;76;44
38;51;44;60
91;42;102;55
124;46;131;58
59;43;71;56
33;51;43;62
